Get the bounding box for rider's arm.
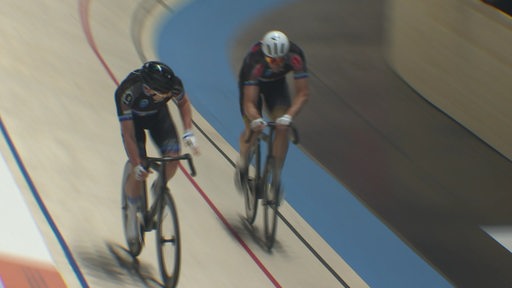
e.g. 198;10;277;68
176;93;200;154
115;80;143;167
120;120;142;167
287;77;310;117
243;85;262;121
176;93;193;131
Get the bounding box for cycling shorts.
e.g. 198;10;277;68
239;77;291;123
132;106;180;157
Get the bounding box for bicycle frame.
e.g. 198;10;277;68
243;122;299;249
246;122;299;152
122;153;195;288
142;154;196;229
245;122;299;186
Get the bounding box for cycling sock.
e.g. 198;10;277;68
127;195;142;205
237;158;247;170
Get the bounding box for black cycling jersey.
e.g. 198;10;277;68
115;68;185;156
238;41;308;85
115;69;185;121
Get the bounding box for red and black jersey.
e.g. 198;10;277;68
238;41;308;86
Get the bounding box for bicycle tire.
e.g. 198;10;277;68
263;158;280;250
121;161;146;257
244;144;259;224
156;190;181;288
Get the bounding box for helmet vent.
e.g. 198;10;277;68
261;30;290;58
279;44;285;55
141;61;175;92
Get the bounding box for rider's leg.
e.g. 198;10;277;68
238;124;250;168
164;152;180;184
125;114;147;202
147;152;178;196
125;169;144;198
237;80;265;169
271;110;290;204
263;78;291;175
236;81;263;191
150;106;180;190
238;120;261;169
273;126;290;176
236;122;257;191
125;163;145;243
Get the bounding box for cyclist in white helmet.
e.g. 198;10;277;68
235;30;310;192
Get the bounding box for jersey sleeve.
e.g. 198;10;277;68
170;76;186;103
240;58;265;86
239;43;265;86
115;72;138;121
290;43;309;79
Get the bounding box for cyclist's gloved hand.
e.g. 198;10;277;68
276;114;292;126
134;164;147;181
183;129;200;155
250;118;267;131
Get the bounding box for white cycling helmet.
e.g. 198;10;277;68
261;30;290;58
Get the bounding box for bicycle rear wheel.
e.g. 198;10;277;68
156;190;181;288
262;158;280;250
244;145;259;224
121;161;146;257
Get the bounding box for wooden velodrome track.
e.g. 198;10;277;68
1;0;366;287
2;0;511;287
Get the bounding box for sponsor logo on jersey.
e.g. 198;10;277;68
139;99;149;108
122;93;133;105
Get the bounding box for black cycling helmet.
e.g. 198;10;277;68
141;61;175;93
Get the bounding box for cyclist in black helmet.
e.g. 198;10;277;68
115;61;199;244
235;30;310;192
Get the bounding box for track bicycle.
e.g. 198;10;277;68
241;122;299;250
121;154;196;288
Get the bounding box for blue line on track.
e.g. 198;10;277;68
0;116;89;287
156;1;452;287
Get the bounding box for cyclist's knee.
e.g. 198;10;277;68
163;156;179;169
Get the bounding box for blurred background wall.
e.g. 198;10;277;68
385;0;512;161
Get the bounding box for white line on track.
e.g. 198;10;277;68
0;150;53;264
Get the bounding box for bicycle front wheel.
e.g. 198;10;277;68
156;190;181;288
262;158;280;250
244;146;259;224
